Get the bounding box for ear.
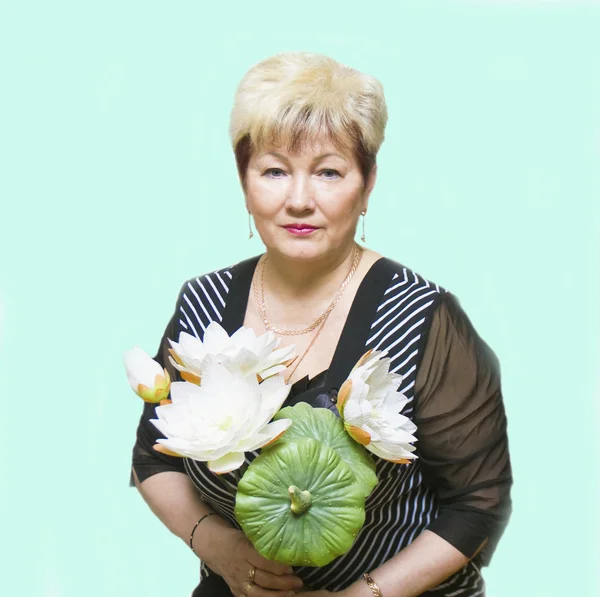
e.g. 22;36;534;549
241;178;249;210
362;164;378;212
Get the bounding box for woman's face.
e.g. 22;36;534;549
244;137;377;262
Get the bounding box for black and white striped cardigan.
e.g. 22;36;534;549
132;253;511;596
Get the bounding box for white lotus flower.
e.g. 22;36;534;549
150;356;293;473
167;321;296;384
337;350;418;464
124;346;171;403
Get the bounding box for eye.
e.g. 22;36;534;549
264;168;286;178
320;169;341;179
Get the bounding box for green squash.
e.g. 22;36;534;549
272;403;378;498
235;437;367;567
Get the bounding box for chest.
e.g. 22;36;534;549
243;294;352;386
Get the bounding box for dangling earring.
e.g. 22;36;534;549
360;210;367;243
248;212;254;239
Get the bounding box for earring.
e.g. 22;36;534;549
248;212;254;239
361;210;366;243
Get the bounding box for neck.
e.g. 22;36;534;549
261;243;360;302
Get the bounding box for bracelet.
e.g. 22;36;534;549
189;512;217;556
362;572;383;597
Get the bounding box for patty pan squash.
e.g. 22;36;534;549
272;403;378;498
234;437;367;567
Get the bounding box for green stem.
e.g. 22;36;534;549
288;485;312;515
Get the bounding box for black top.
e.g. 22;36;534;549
129;255;512;595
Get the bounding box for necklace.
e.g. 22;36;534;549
283;314;329;385
254;243;363;336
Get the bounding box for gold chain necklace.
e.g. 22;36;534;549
253;243;363;336
283;315;330;384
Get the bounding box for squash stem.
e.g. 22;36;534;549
288;485;312;515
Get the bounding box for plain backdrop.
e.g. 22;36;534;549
1;1;599;596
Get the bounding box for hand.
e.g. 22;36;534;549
207;527;304;597
295;591;335;596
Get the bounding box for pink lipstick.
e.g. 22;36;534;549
283;224;319;236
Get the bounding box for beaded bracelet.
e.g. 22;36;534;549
362;572;384;597
189;512;217;556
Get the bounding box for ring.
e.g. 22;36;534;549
248;566;256;582
243;581;253;595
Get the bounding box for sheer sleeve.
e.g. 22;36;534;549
413;291;513;566
128;286;187;487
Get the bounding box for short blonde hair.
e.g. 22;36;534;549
229;52;388;184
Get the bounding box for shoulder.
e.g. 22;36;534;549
382;259;485;348
373;257;472;361
382;258;503;380
171;255;260;338
377;255;452;312
362;256;455;365
178;263;236;302
175;255;257;305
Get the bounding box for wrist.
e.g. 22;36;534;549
189;513;232;560
192;519;241;571
362;572;384;597
188;512;218;555
345;574;383;597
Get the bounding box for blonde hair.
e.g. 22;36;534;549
229;52;388;183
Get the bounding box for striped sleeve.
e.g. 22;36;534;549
129;284;188;486
129;267;234;487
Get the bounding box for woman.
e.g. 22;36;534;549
129;52;512;597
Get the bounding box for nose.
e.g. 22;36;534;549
285;173;315;212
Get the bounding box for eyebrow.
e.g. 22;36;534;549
261;151;347;164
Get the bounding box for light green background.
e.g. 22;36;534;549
1;1;598;596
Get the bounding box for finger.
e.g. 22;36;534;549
246;553;294;576
241;581;296;597
254;568;304;591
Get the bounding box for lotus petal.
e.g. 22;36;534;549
208;451;246;474
124;347;171;402
147;358;292;474
236;418;292;452
165;322;297;381
339;351;418;463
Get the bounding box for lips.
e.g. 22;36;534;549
284;224;318;230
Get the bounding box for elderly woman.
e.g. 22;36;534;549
129;52;512;597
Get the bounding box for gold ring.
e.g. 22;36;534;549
243;581;253;595
248;566;256;582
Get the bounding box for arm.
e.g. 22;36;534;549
132;467;232;556
129;288;303;596
132;465;252;584
340;530;470;597
128;295;231;558
133;450;303;597
337;292;513;597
